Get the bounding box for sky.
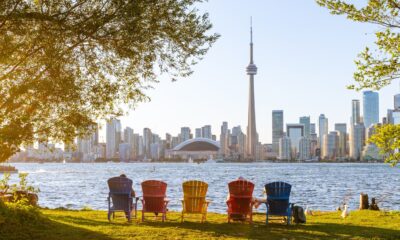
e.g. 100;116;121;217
107;1;399;144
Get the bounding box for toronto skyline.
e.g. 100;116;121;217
114;1;399;144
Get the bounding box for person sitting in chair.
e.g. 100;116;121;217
119;174;136;197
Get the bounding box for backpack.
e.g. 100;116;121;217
292;206;306;224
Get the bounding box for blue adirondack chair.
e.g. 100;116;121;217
264;181;292;225
107;177;138;222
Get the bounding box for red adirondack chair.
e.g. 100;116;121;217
226;179;255;223
141;180;168;222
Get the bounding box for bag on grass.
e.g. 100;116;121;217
292;205;306;224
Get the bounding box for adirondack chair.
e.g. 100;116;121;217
264;181;292;225
181;180;210;223
141;180;168;222
226;179;255;223
107;176;138;222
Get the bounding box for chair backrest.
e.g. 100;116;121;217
265;181;291;215
141;180;167;212
182;180;208;213
228;180;254;214
107;177;133;211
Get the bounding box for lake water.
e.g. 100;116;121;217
6;163;400;213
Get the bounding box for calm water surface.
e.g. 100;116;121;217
8;163;400;213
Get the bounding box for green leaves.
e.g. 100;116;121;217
317;0;400;90
0;0;219;162
369;124;400;166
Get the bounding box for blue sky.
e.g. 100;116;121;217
112;1;399;144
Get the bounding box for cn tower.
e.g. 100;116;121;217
246;18;258;159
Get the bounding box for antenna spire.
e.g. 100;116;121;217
250;17;253;44
250;17;254;64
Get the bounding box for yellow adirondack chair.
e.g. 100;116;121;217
181;180;210;222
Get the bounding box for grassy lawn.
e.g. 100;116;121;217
1;209;399;239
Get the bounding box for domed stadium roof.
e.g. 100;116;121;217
173;138;220;152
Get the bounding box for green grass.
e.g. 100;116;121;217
1;208;400;239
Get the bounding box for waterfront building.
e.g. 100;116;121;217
299;116;311;137
220;122;230;156
318;114;328;148
350;123;365;160
119;143;130;162
323;131;339;160
310;123;316;134
246;21;258;159
286;124;305;159
106;118;121;159
278;136;291;160
310;133;318;158
395;93;400;110
201;125;212;139
132;133;141;159
195;128;202;138
351;99;361;125
171;136;180;149
143;128;152;159
231;126;246;157
124;127;134;160
138;136;144;156
363;91;379;128
150;142;160;160
165;133;172;150
299;137;311;160
387;109;394;124
272;110;284;154
180;127;191;142
394;110;400;124
334;123;347;157
77;124;99;162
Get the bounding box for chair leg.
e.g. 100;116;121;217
142;210;145;222
108;211;112;222
266;212;269;224
181;212;184;223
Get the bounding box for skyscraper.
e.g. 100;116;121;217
299;137;311;160
395;93;400;110
351;99;361;125
286;124;305;159
124;127;134;160
180;127;191;142
246;20;258;158
143;128;152;159
272;110;284;154
201;125;212;139
363;91;379;128
279;136;291;160
220;122;230;156
334;123;347;157
299;116;311;137
318;114;328;148
350;123;365;160
310;123;316;134
195;128;202;138
323;131;339;160
106;118;121;159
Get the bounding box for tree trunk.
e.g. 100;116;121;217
359;193;369;210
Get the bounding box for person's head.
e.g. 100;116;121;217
120;174;127;178
238;176;245;180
